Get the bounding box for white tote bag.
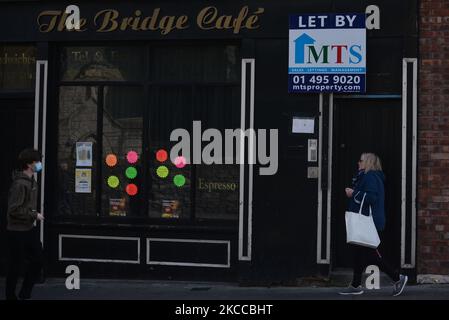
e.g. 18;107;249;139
345;193;381;248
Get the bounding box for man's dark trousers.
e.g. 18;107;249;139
5;227;43;300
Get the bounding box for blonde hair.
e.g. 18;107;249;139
361;153;382;172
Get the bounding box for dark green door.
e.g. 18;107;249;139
331;98;402;269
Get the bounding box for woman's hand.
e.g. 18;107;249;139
345;188;354;198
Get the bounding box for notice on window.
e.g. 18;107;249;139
75;169;92;193
292;117;315;133
110;198;127;217
161;200;180;219
76;142;93;167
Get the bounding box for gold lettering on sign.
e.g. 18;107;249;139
197;6;264;34
119;10;154;31
176;15;189;30
38;6;264;34
197;6;217;30
159;15;176;35
233;6;249;34
94;8;190;34
57;12;69;31
246;7;264;29
0;53;36;65
142;8;161;31
215;15;233;30
198;178;238;192
37;10;87;32
37;10;61;33
95;9;119;32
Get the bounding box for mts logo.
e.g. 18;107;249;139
294;33;363;65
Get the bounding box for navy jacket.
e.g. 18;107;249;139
348;170;386;231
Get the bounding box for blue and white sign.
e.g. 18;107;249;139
288;13;366;93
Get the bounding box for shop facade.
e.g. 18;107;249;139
0;0;423;283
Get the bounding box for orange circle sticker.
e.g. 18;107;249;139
106;154;118;167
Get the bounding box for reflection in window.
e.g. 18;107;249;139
57;86;98;216
194;86;240;220
151;45;239;82
102;87;143;217
148;45;241;222
0;45;36;89
149;87;192;219
60;46;144;81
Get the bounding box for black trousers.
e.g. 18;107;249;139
351;243;400;288
5;228;43;300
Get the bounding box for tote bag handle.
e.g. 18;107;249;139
357;192;372;216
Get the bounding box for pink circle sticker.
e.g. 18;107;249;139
174;156;186;168
127;151;139;164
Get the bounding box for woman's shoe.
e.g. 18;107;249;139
392;274;408;296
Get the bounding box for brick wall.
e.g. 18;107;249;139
418;0;449;274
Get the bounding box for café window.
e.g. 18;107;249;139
60;46;144;81
57;44;240;222
193;86;240;220
148;45;240;221
148;86;193;220
57;84;144;218
102;86;144;217
0;45;36;90
57;86;98;216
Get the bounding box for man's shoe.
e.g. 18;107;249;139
392;274;408;296
18;291;31;300
339;285;364;295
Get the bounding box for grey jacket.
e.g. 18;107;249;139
7;171;38;231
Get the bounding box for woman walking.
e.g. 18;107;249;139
339;153;408;296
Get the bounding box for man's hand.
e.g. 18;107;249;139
36;213;44;221
345;188;354;198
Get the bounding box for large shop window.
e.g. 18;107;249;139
0;45;36;90
56;44;240;223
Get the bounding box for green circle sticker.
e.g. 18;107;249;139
173;174;186;187
156;165;169;178
107;176;120;188
125;166;137;179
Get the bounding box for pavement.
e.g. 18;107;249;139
1;277;449;300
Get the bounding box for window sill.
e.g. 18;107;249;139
48;219;238;233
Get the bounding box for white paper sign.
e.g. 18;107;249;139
75;169;92;193
76;142;93;167
292;117;315;134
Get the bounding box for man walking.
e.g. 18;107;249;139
5;148;44;300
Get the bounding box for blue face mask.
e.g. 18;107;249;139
34;162;43;173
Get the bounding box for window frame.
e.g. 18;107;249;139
55;41;241;227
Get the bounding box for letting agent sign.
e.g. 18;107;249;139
288;13;366;93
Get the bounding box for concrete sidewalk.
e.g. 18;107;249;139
1;278;449;300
